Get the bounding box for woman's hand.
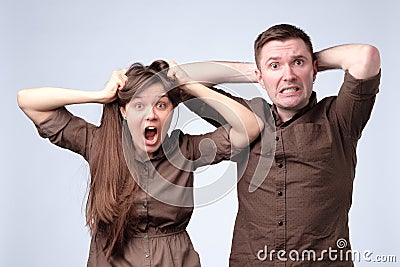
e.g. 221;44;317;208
166;61;192;86
99;69;128;103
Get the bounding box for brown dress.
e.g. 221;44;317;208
36;107;234;267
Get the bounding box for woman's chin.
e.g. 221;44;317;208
136;133;167;158
144;147;159;158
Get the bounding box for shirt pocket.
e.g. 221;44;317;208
294;123;332;162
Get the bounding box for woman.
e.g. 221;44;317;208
17;60;263;266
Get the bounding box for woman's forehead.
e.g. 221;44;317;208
132;83;168;101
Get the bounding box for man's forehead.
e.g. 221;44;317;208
260;39;312;60
264;39;308;51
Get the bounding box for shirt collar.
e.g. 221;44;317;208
271;91;317;127
131;129;181;163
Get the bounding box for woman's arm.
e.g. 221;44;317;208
168;62;263;149
17;70;127;125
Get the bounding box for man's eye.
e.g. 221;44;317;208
270;63;279;69
295;59;304;65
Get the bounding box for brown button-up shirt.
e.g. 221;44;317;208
35;108;233;267
185;71;381;266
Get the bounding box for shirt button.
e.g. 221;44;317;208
277;191;283;196
144;233;148;239
275;136;279;141
277;163;283;168
143;202;148;208
145;252;150;258
278;221;284;226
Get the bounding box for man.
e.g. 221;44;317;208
184;24;381;266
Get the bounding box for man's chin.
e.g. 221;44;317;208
279;99;308;110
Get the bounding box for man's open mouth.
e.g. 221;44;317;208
280;87;299;94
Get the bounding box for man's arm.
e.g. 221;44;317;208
180;61;258;86
315;44;381;79
180;61;256;128
316;44;381;140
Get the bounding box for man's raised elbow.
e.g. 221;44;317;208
363;45;381;75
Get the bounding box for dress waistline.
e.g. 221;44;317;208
131;229;186;238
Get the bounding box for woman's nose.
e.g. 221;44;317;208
146;106;158;120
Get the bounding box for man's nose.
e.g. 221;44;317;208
283;65;296;81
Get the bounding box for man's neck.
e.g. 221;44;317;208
276;108;297;123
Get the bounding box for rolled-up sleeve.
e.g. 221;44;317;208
180;125;235;169
183;86;250;128
35;107;96;160
335;70;381;140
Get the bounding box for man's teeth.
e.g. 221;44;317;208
282;88;297;93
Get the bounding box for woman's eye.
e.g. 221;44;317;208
135;103;143;109
156;102;166;109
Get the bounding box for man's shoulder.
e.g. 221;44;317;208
308;95;337;114
247;96;271;109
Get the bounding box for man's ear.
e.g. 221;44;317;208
313;60;318;82
255;68;265;89
120;106;127;119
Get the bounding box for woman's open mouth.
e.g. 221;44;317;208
144;126;158;145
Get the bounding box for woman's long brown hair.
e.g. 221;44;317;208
85;60;181;259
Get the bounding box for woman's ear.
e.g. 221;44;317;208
120;106;127;119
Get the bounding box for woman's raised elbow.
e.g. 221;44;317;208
232;118;264;149
17;89;29;111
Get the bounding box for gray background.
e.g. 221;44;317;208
1;0;399;266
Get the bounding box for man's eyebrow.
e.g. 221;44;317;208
266;55;308;62
291;54;308;59
265;56;281;62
